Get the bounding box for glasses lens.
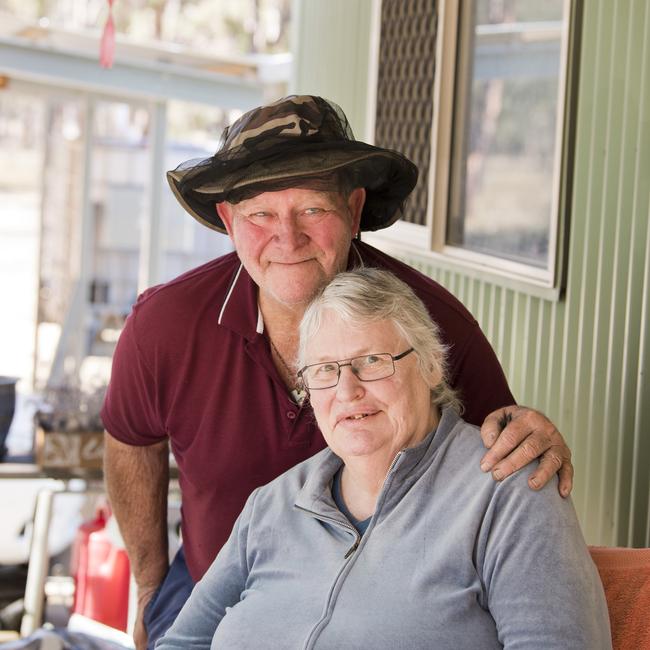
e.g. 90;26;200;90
304;362;339;389
352;354;394;381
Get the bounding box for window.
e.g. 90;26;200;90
369;0;578;291
445;0;572;283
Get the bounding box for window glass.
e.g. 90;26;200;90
0;90;45;388
447;0;567;269
159;100;236;283
92;100;148;325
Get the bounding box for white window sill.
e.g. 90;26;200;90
363;225;563;302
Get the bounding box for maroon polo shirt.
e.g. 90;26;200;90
101;241;514;581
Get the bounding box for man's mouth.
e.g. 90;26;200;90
271;258;313;265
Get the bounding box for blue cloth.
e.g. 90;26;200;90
0;629;128;649
143;547;194;650
331;467;371;535
157;409;611;649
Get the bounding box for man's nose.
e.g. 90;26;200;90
275;216;307;248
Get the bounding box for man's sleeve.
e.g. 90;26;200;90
448;323;515;427
479;466;612;648
100;307;167;445
155;490;256;649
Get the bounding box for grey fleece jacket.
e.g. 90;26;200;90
157;409;611;649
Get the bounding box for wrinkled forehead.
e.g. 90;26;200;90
222;172;357;207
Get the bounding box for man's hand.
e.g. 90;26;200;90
133;587;158;650
479;405;573;497
104;433;170;649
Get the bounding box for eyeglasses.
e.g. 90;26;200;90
298;348;415;390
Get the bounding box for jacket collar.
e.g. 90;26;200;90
294;408;463;521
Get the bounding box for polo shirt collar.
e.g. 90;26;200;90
216;261;263;341
348;239;364;268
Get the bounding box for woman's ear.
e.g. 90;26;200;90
426;362;443;391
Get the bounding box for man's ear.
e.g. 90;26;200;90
347;188;365;236
216;202;235;238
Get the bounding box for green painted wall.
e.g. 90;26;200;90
291;0;374;138
294;0;650;546
407;0;650;547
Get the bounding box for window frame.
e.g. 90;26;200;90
365;0;580;299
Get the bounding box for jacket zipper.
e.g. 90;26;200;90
294;506;361;557
299;451;405;648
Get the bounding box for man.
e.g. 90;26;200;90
102;95;572;650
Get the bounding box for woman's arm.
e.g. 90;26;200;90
155;491;256;650
479;467;611;649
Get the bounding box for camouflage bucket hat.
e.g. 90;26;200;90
166;95;418;233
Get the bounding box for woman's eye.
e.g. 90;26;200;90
315;363;338;375
365;355;381;364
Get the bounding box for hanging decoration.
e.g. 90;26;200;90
99;0;115;69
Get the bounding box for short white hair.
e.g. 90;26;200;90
298;268;461;413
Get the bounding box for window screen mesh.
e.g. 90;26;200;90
374;0;438;226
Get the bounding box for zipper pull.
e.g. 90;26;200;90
344;537;360;559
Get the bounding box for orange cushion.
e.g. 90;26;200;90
589;546;650;650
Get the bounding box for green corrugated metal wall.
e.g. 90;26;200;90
294;0;650;546
291;0;375;138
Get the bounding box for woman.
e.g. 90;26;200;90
157;268;610;649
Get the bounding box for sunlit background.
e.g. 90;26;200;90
0;0;292;457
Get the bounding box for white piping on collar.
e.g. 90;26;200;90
218;263;243;325
256;304;264;334
351;240;365;268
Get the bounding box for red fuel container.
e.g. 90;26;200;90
71;507;131;631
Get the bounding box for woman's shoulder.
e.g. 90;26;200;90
249;448;335;506
437;412;493;474
438;412;555;504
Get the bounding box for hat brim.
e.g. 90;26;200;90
167;143;418;234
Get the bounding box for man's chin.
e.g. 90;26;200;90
264;269;333;307
268;285;323;309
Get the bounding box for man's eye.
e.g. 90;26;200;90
365;355;382;365
304;207;324;215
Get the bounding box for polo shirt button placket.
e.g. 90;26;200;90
286;411;297;420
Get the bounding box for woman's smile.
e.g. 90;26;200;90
335;409;381;427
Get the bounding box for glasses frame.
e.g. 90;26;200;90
297;348;415;391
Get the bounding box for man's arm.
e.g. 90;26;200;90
478;405;574;497
104;432;170;650
157;490;256;650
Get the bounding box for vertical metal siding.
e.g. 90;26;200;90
296;0;650;546
394;0;650;546
291;0;374;136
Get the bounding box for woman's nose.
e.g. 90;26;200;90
335;365;364;400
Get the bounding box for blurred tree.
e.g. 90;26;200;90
0;0;292;55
